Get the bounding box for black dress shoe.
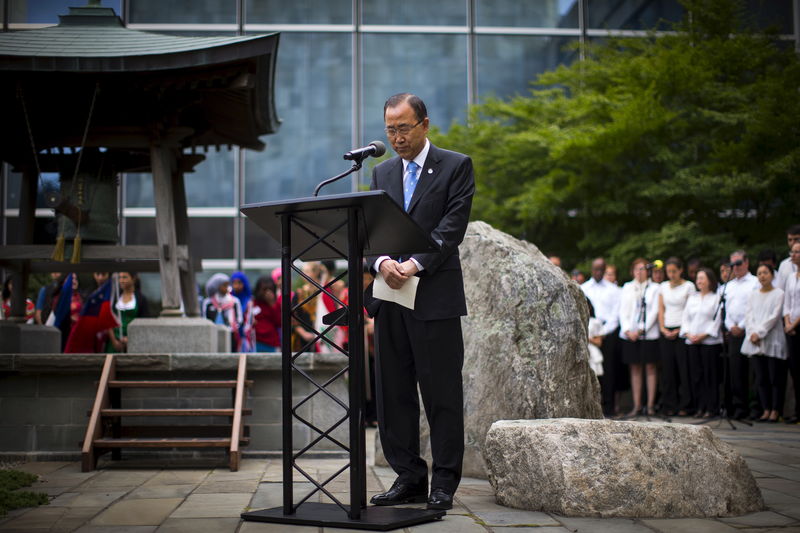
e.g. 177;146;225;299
427;488;453;510
370;480;428;506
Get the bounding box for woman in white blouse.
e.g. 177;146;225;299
783;241;800;424
742;264;786;422
658;257;695;416
680;268;723;418
619;258;661;417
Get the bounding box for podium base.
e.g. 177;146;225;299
241;502;446;531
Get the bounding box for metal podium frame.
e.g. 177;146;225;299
240;191;445;530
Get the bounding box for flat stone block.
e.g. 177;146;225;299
34;425;87;452
126;484;196;500
169;353;241;371
143;470;209;486
74;526;157;533
91;498;183;526
12;353;106;372
484;419;765;518
127;318;221;354
169;493;253;518
65;490;129;508
216;324;231;352
18;324;61;353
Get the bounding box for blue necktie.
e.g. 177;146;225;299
403;161;420;212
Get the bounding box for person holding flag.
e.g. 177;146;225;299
64;275;120;353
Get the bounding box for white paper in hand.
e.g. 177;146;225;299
373;272;419;310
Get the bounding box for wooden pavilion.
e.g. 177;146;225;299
0;2;280;319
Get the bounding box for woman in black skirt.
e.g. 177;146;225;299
619;258;662;417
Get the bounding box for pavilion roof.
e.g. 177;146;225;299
0;5;281;166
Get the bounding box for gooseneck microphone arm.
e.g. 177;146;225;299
313;141;387;197
313;161;362;197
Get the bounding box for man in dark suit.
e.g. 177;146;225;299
367;93;474;511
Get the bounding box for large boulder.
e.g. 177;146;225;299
375;221;602;478
484;419;764;518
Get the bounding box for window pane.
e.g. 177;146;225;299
9;0;122;23
742;0;794;34
477;35;579;99
362;0;466;26
124;173;153;208
245;32;352;203
244;217;280;259
5;172;60;210
361;33;467;150
587;0;684;30
184;148;235;207
246;0;351;24
476;0;579;28
124;149;234;208
129;0;235;24
125;216;234;259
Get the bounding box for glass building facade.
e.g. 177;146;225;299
2;0;797;293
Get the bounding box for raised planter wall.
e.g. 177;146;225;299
0;353;349;460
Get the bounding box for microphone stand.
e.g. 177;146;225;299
313;161;362;197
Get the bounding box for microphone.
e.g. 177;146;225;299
343;141;386;161
645;259;664;270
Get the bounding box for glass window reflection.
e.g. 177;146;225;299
361;33;467;155
362;0;466;26
587;0;683;30
245;32;352;203
129;0;235;24
246;0;351;24
477;35;578;100
8;0;122;23
476;0;579;28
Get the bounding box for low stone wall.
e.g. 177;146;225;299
0;352;349;460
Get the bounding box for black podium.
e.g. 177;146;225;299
239;190;446;530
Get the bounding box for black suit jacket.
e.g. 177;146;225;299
366;142;475;321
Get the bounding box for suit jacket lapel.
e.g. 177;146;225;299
407;143;439;214
384;157;404;208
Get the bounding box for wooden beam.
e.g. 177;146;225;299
150;140;183;315
82;353;116;472
8;169;37;321
172;168;200;317
0;245;189;261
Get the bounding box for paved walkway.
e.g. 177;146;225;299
1;422;799;533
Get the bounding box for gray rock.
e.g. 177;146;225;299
375;221;602;478
18;324;61;353
484;418;764;518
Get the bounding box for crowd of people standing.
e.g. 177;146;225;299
573;224;800;424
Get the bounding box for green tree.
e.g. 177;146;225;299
431;0;800;277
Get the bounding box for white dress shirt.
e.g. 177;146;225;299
581;277;622;336
374;139;431;274
619;280;661;340
660;280;695;328
680;291;723;345
777;256;797;291
784;270;800;325
723;272;758;331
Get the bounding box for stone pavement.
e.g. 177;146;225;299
1;422;799;533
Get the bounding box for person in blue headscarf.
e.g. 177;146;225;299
202;273;243;350
231;271;255;352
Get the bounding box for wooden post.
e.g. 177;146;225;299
9;168;36;322
172;163;200;317
150;140;183;315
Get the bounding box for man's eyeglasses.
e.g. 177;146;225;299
385;119;423;137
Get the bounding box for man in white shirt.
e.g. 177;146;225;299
581;257;622;417
722;250;759;419
777;224;800;291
